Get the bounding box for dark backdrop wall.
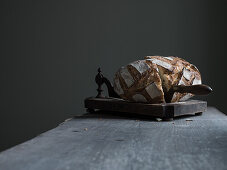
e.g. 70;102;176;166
0;0;226;151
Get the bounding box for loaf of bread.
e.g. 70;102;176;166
113;56;202;103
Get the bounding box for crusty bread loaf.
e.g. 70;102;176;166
113;56;202;103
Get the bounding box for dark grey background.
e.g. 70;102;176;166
0;0;226;151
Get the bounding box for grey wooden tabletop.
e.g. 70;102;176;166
0;107;227;170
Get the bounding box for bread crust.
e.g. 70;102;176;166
113;56;202;103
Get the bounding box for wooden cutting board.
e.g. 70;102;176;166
84;97;207;120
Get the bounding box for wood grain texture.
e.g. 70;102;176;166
0;107;226;170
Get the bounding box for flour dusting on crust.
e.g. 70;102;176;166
130;60;150;74
119;67;134;87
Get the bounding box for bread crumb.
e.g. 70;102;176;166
156;118;162;122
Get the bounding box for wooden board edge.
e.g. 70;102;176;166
84;97;207;118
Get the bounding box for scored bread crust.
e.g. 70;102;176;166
113;56;202;103
113;60;165;103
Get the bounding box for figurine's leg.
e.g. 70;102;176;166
195;112;202;116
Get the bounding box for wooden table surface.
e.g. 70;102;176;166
0;107;227;170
